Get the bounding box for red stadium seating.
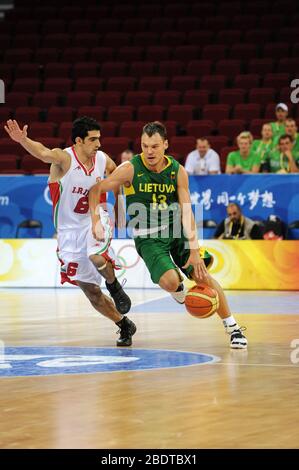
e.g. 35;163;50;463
169;136;196;162
73;63;99;79
44;79;72;94
6;93;31;107
107;106;134;125
129;62;156;77
234;104;262;121
139;77;168;93
202;104;230;124
119;121;145;140
186;120;215;137
185;60;212;76
137;105;165;122
100;121;118;138
200;75;227;93
77;106;105;122
101;137;131;160
218;119;246;141
124;91;152;107
96;92;122;108
117;47;144;62
248;88;276;106
30;122;56;138
218;89;246;105
75;79;104;94
106;77;136;92
167;105;196;128
158;61;184;78
100;62;127;79
153;91;181;107
173;46;200;62
170;76;197;92
182;90;211;106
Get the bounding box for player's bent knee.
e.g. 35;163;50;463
159;272;180;292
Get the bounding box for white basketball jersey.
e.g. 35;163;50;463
49;146;107;231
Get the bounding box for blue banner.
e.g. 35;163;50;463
1;175;298;238
189;174;299;226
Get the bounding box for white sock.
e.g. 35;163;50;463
222;315;239;329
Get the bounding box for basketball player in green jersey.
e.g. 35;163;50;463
89;122;247;349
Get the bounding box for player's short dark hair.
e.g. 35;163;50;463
279;134;293;143
142;121;168;140
71;116;101;143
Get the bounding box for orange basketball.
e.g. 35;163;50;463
185;284;219;319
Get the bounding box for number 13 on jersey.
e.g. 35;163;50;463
152;194;168;210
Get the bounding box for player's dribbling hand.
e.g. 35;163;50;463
4;120;28;143
183;250;208;281
92;219;105;242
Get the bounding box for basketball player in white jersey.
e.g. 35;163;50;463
4;117;136;347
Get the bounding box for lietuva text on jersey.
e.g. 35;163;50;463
124;154;182;238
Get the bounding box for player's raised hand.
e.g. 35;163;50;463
4;119;28;143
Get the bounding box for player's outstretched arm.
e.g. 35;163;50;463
4;119;67;164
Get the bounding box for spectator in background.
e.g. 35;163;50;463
185;138;221;175
284;118;299;158
214;203;263;240
225;131;260;174
120;149;133;163
262;134;299;173
251;123;273;164
270;103;288;141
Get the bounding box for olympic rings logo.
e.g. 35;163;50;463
115;243;141;279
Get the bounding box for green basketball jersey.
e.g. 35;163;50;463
124;154;181;237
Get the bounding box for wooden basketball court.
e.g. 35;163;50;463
0;288;298;449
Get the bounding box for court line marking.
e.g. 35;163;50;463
0;346;221;377
215;362;299;368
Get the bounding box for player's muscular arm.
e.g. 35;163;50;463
177;165;208;280
89;162;134;240
4;119;69;165
104;153;125;227
104;153;117;175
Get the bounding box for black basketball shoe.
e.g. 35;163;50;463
226;324;248;349
116;317;137;347
106;279;131;315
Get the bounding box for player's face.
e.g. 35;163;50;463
262;124;272;140
285;121;297;136
141;132;168;167
81;131;101;157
